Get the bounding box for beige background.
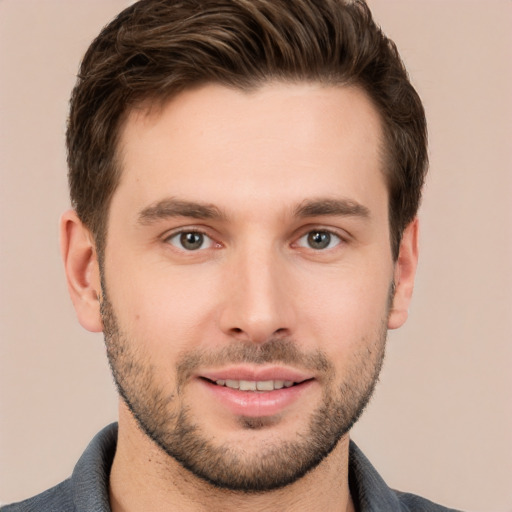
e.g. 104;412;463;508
1;1;511;510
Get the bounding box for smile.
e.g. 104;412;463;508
213;379;296;391
198;371;316;418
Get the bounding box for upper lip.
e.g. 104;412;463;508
198;365;314;384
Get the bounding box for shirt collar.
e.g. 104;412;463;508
70;424;402;512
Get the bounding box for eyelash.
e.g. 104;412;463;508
294;229;344;251
163;226;347;253
164;229;219;251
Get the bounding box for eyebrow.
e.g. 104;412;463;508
138;198;226;225
138;196;370;225
294;198;370;219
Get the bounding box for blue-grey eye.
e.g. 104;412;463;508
297;230;341;250
167;231;214;251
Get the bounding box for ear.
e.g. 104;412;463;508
60;210;103;332
388;218;419;330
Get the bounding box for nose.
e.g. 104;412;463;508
218;243;295;344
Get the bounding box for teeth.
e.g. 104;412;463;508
215;379;296;391
273;380;284;390
225;379;239;389
256;380;274;391
239;380;257;391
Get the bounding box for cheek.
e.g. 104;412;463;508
296;263;392;348
105;262;222;353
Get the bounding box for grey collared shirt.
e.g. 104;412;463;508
1;423;462;511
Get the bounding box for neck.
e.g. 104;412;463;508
110;403;355;512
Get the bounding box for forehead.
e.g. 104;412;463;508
114;82;386;218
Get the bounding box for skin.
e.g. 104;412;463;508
61;82;418;512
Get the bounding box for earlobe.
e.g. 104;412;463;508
388;218;419;330
60;210;103;333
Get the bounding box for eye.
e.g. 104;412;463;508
166;231;216;251
296;230;342;250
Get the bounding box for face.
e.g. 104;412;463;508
99;83;398;491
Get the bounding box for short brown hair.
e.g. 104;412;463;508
67;0;427;259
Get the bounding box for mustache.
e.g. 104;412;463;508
176;337;333;387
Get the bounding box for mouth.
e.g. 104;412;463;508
196;368;316;418
202;378;301;391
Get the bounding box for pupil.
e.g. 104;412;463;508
308;231;330;249
181;232;203;250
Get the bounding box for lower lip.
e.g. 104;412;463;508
199;379;315;418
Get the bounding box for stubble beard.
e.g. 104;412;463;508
100;285;388;493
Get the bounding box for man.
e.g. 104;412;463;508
1;0;462;510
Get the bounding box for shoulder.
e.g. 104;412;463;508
395;490;463;512
1;423;117;512
348;440;464;512
1;479;73;512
